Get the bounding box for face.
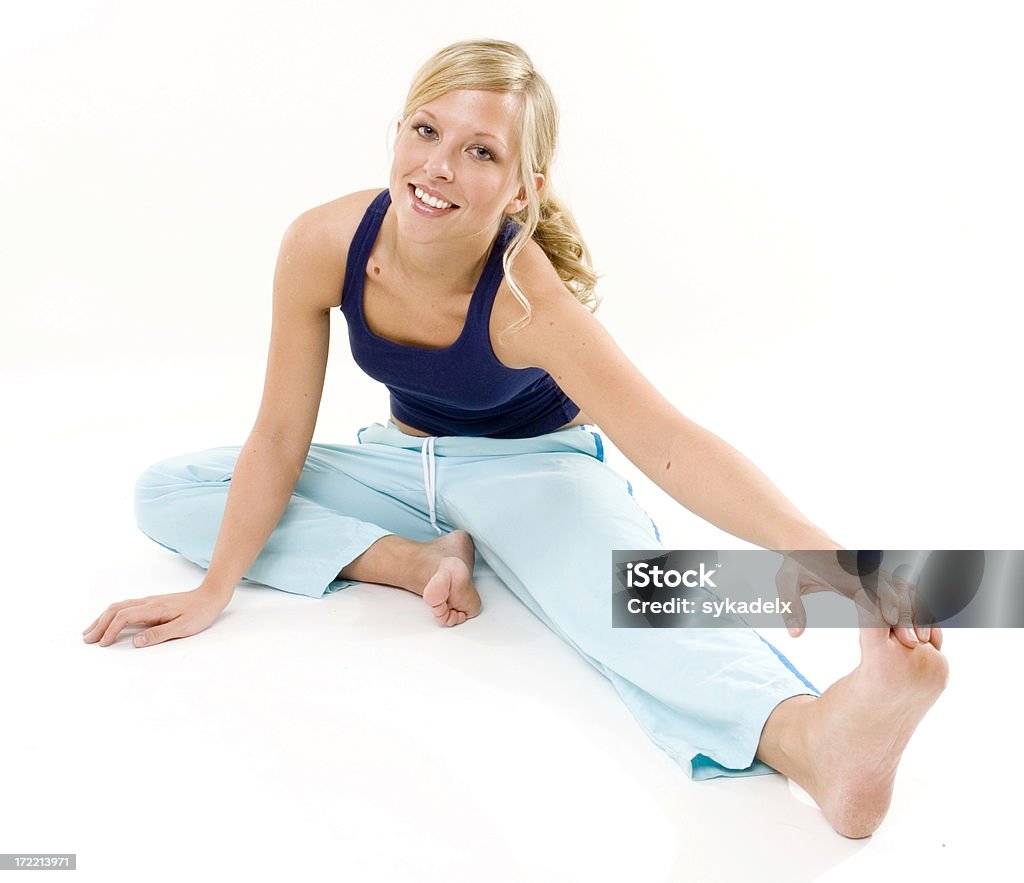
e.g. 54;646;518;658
390;89;533;244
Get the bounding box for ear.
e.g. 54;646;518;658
505;172;545;215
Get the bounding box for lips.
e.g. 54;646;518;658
409;183;459;210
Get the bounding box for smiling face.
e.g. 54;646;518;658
389;89;529;245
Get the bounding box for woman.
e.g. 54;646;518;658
82;39;948;838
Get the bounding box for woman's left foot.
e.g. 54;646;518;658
772;627;949;838
418;530;481;627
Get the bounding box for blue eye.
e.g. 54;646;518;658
411;122;494;161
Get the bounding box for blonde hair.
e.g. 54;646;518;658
400;39;600;335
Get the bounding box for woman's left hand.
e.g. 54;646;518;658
775;554;934;649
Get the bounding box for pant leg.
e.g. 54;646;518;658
133;437;447;599
429;426;819;780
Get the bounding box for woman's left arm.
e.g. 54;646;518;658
504;243;842;553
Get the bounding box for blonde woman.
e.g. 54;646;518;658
82;39;948;838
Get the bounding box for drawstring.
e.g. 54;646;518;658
420;436;444;535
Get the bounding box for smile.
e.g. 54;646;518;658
411;185;457;211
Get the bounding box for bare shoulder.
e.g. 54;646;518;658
491;236;600;371
278;188;384;310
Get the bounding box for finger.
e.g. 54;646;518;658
97;604;166;647
83;598;152;642
929;623;944;651
875;578;901;627
890;577;919;649
783;590;808;637
915;622;932;644
909;588;932;646
895;626;917;648
134;617;185;647
854;588;889;649
893;575;933;646
774;562;808;637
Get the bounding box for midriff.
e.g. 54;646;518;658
390;411;594;438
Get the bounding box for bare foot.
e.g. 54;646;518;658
770;628;949;838
418;530;481;627
338;530;481;627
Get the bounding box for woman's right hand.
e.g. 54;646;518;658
82;585;231;648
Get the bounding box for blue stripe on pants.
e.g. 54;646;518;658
133;420;817;780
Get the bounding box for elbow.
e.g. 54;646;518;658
246;426;312;471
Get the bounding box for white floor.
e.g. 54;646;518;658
5;4;1023;877
3;368;1019;883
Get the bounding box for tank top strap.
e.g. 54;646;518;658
462;217;520;340
341;189;391;314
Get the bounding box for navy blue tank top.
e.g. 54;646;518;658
340;189;581;438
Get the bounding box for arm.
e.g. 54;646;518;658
83;206;347;648
200;208;345;601
499;242;841;553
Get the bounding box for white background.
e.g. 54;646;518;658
2;1;1021;880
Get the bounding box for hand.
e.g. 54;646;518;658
776;554;935;649
82;586;230;648
854;585;943;651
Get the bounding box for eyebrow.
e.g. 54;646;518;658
415;109;507;150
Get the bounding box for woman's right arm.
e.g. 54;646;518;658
83;206;348;647
199;208;345;601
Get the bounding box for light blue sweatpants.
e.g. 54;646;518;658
134;419;819;779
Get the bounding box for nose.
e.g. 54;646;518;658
423;144;454;181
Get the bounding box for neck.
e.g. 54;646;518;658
384;212;503;295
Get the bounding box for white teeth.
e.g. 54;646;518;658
414;186;451;210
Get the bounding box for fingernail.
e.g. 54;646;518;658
135;635;147;647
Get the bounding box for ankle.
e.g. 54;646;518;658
756;694;816;779
339;534;431;593
406;539;446;593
